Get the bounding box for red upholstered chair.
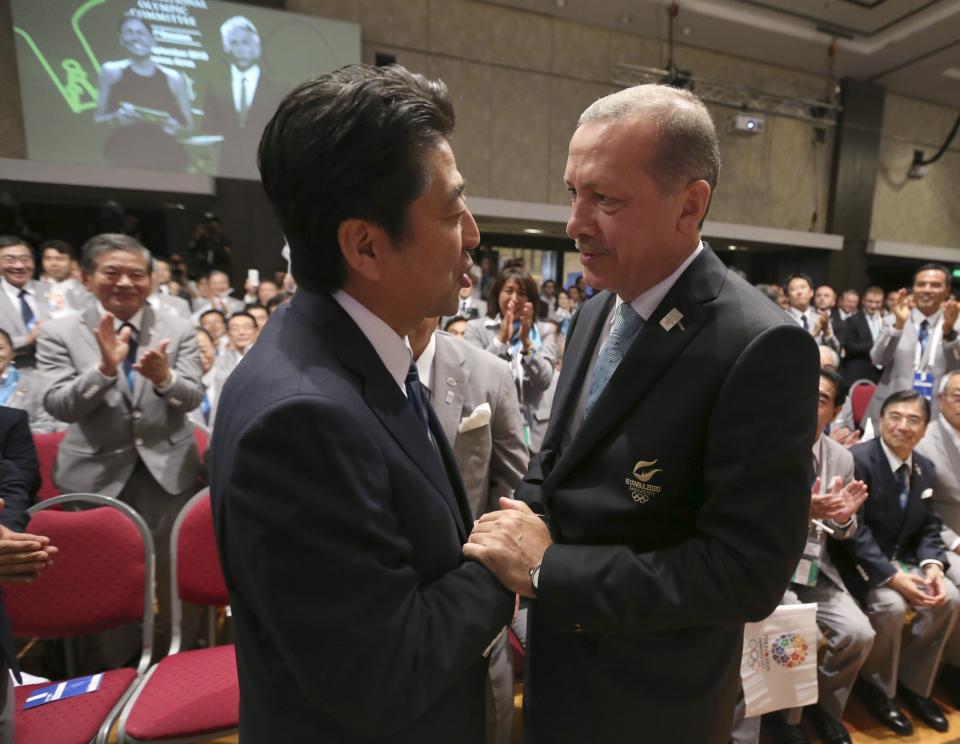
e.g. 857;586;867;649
849;379;877;430
6;494;156;744
32;431;65;501
117;488;238;743
193;424;210;466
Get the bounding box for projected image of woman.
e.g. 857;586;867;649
95;16;193;171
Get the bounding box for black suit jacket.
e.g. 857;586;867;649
209;289;513;743
0;458;29;682
840;311;881;385
0;407;40;499
829;438;945;604
202;67;285;179
515;247;819;743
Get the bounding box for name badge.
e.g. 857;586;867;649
913;370;935;401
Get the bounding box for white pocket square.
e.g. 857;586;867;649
458;403;491;433
921;488;934;500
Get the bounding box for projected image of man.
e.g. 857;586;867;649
203;16;283;179
94;15;193;172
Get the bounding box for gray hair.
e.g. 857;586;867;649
578;84;721;197
220;16;258;48
80;233;153;273
817;345;840;370
940;369;960;395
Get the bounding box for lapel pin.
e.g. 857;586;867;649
660;308;685;332
445;390;455;405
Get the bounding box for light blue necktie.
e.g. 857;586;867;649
584;302;643;419
895;464;909;511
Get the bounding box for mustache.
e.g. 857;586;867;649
575;239;609;254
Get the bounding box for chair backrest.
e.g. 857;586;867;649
850;380;877;429
32;431;65;501
5;494;156;674
193;424;210;465
169;488;229;654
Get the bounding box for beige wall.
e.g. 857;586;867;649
871;93;960;247
1;0;956;247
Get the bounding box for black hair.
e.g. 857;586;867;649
913;263;952;291
785;273;814;292
258;64;455;293
818;368;846;409
880;389;932;424
486;267;540;320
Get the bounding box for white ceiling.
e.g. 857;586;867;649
479;0;960;108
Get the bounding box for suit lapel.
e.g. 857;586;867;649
132;306;157;406
547;251;719;488
538;292;614;458
431;336;467;446
297;292;469;542
0;288;25;335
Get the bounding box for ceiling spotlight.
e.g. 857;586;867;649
727;245;737;251
682;26;693;36
619;15;632;24
523;228;544;234
726;113;765;135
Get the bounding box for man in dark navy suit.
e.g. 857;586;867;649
831;390;960;736
209;65;513;743
0;458;56;743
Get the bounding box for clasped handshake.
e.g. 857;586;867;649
463;497;553;598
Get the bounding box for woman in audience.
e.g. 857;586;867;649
464;267;559;453
552;289;574;336
0;329;61;433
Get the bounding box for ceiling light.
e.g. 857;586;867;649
728;245;737;251
682;26;693;36
943;68;960;81
619;15;632;24
523;228;544;234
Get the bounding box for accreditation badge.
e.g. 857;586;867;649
913;370;935;401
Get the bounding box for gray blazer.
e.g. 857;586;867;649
463;317;558;452
0;280;51;370
193;296;245;320
813;434;858;590
867;312;960;425
151;293;192;320
37;305;204;498
916;416;960;550
429;331;528;519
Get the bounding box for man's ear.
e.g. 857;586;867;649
677;180;712;234
338;219;386;282
81;270;92;291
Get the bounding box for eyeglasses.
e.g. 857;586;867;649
0;256;34;267
884;413;925;427
943;392;960;404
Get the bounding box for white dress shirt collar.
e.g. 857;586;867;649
1;277;30;302
912;306;942;327
96;302;144;333
879;436;913;477
615;241;704;322
415;332;437;393
786;305;812;326
333;290;411;393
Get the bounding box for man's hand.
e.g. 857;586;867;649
829;426;862;448
134;339;172;386
464;498;552;598
93;313;131;377
889;570;941;607
809;477;866;523
892;288;911;329
943;298;958;334
25;321;42;347
0;498;57;584
814;310;831;337
809;477;844;521
923;564;949;606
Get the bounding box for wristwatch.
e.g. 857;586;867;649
529;563;542;591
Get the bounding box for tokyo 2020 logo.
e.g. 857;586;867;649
770;632;809;668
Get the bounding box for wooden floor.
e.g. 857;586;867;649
127;683;960;743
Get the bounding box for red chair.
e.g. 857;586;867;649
7;494;155;744
32;431;65;501
193;424;210;466
849;379;877;429
117;488;238;743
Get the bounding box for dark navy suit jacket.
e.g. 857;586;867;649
209;289;513;742
829;437;945;603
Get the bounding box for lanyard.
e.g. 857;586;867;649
914;317;943;373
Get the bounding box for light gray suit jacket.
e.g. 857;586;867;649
463;317;558;452
812;434;858;590
151;293;192;320
916;416;960;550
867;312;960;425
428;331;528;519
37;305;204;498
192;295;245;321
0;280;51;370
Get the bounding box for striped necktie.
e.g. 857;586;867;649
584;302;643;419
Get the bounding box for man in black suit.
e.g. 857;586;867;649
830;390;960;736
209;65;514;742
0;408;39;499
0;458;56;742
464;83;819;743
841;286;884;386
202;16;285;180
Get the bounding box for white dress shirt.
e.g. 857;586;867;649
879;437;941;571
231;64;261;115
415;332;437;394
333;290;411;395
2;277;37;320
